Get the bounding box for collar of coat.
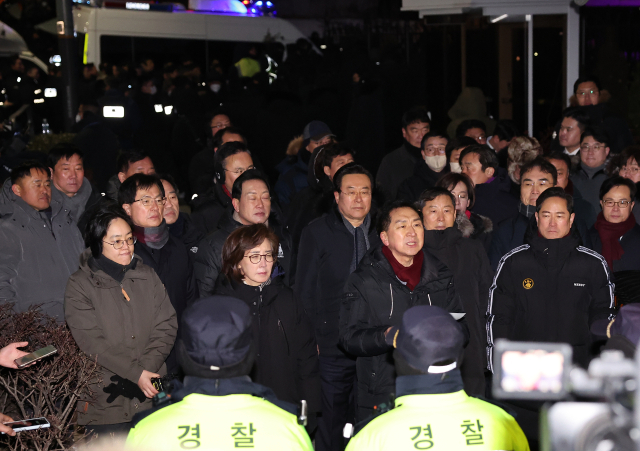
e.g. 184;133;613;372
8;195;66;227
395;369;464;398
524;227;581;264
423;227;463;251
361;245;447;290
131;376;297;428
79;248;148;287
332;205;376;236
176;376;298;414
216;274;284;307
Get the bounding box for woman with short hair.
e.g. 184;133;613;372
436;172;493;252
214;223;321;420
64;203;178;436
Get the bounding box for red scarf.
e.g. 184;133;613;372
381;245;424;291
594;211;636;270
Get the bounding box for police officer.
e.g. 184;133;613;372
346;305;529;451
126;296;314;451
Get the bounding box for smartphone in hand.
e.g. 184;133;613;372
1;418;50;434
14;345;57;369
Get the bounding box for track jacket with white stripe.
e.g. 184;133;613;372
486;228;615;370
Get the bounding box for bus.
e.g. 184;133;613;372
73;4;315;72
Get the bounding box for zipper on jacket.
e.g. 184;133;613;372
389;284;394;319
278;319;290;356
258;286;262;328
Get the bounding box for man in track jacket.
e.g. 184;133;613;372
486;187;615;448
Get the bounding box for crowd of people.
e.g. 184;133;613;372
0;68;639;451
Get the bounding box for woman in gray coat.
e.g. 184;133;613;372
64;203;177;437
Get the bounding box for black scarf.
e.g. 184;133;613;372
91;254;137;283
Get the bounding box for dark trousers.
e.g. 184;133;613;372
316;353;357;451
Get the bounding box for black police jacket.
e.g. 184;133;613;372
487;225;615;369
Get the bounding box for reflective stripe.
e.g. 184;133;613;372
486;244;529;373
576;246;615;311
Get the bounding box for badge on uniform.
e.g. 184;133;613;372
523;278;534;289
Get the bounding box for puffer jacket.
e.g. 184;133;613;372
0;180;84;319
487;225;615;369
339;246;465;411
64;249;178;425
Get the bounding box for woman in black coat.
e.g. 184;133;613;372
213;223;321;416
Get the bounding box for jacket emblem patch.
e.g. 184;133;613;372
523;278;534;289
574;282;586;287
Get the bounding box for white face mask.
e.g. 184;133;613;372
425;155;447;172
75;113;82;123
149;85;158;95
210;83;221;93
449;162;462;173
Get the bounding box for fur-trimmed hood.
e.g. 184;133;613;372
456;211;493;238
286;135;304;156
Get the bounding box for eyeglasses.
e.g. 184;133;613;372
244;253;275;264
580;144;606;153
621;166;640;175
577;90;599;97
340;190;372;199
451;193;468;200
133;197;166;208
103;236;137;249
224;165;255;175
211;122;231;130
602;200;632;208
